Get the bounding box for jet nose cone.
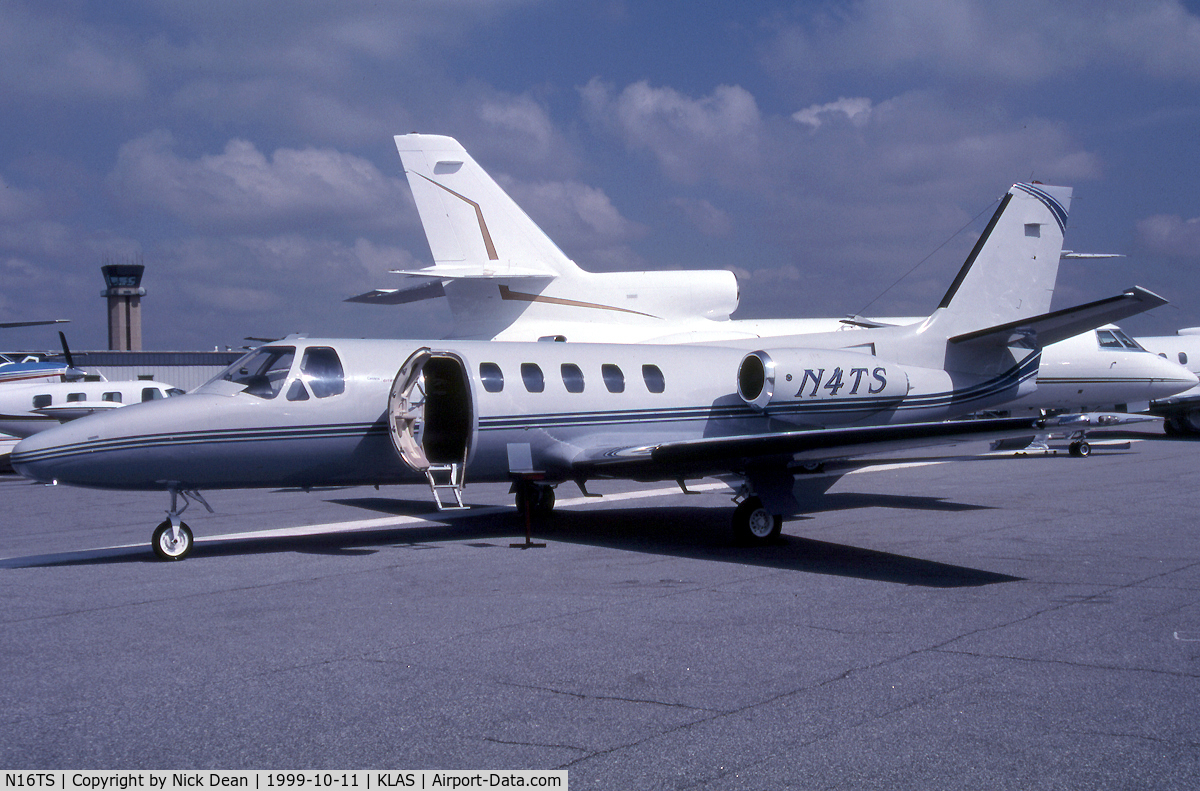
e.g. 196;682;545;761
11;429;64;484
1150;355;1199;399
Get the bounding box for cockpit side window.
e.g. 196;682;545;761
300;347;345;398
1096;330;1123;349
1111;329;1142;350
221;346;296;399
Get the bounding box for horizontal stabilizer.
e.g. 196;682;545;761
390;265;555;280
949;286;1168;349
345;280;446;305
1061;251;1125;260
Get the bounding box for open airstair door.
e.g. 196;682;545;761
388;348;474;509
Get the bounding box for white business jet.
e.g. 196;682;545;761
13;175;1169;559
351;135;1193;422
1138;329;1200;434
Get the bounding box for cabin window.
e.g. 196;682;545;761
1181;352;1189;366
602;364;625;393
1024;223;1041;238
300;347;345;398
102;392;122;403
561;363;585;393
221;346;296;399
1096;330;1123;349
642;364;665;393
480;363;504;393
142;388;164;402
521;363;545;393
67;392;85;402
32;394;51;409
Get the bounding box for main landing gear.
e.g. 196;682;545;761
511;478;554;549
732;496;782;545
151;488;212;561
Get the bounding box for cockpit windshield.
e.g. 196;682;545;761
213;346;296;399
1096;329;1144;351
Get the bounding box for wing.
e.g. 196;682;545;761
572;416;1050;480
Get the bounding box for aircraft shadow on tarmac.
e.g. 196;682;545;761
9;493;1020;588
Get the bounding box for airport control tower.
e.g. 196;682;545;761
101;263;145;351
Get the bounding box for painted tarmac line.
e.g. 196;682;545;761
2;463;964;564
10;452;1092;565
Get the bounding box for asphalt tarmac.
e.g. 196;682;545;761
2;427;1198;789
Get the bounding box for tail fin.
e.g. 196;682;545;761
394;134;579;278
928;182;1072;338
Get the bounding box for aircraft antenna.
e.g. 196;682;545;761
854;196;1001;317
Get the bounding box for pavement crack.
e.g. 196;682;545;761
495;679;724;713
481;736;588;755
932;647;1200;679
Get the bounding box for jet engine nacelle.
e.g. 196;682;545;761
737;349;911;412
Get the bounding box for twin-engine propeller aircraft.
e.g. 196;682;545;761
13;174;1170;560
352;135;1195;417
0;378;184;439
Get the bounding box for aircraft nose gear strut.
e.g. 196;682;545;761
151;487;213;561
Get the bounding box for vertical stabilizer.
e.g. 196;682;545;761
394;134;577;277
929;183;1072;338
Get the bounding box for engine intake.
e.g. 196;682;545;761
737;349;910;416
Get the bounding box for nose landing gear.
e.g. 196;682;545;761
150;487;212;561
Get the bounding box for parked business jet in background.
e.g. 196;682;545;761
14;176;1169;559
351;135;1193;421
1139;329;1200;434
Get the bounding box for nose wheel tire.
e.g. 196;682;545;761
152;520;194;561
1068;441;1091;458
733;497;782;544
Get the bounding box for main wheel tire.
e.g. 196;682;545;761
1184;408;1200;435
732;497;782;544
152;520;194;561
515;483;555;518
1069;441;1091;458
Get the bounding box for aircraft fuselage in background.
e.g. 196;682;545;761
0;379;184;439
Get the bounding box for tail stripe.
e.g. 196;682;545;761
1013;183;1068;234
414;172;499;261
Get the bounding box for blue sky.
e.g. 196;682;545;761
3;0;1200;351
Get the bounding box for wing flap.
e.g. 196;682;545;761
574;416;1049;479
